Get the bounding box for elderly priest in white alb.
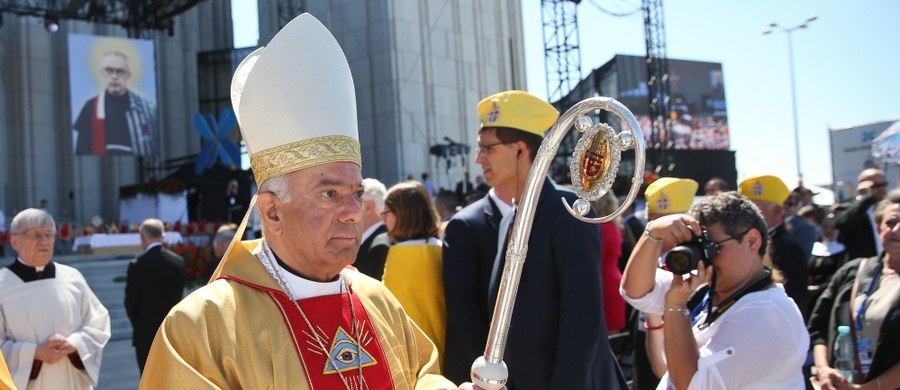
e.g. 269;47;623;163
0;208;111;389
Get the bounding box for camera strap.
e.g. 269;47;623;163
689;270;773;329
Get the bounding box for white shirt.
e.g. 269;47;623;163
488;188;514;219
621;269;809;390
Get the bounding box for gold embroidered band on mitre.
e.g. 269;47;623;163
250;135;361;185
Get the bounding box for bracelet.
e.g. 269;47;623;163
663;306;690;318
643;321;664;331
644;223;663;243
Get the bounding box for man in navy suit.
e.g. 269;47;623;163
124;218;186;372
782;191;817;257
355;178;391;280
442;91;626;389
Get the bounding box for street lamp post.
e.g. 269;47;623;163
763;15;817;185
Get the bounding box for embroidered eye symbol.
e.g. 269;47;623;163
336;347;358;364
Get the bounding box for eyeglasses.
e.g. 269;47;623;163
712;228;752;246
871;182;889;189
16;231;56;241
475;141;514;155
102;67;129;77
884;219;900;231
379;209;393;218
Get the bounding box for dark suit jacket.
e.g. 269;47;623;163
771;224;810;318
835;196;880;259
355;224;390;280
444;178;627;389
124;245;186;353
442;193;503;384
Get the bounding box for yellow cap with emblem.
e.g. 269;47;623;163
645;177;699;215
477;90;560;137
739;175;790;205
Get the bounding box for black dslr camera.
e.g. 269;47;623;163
664;228;720;275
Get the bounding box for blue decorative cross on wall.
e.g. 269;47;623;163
194;108;241;174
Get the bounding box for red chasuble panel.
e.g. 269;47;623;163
224;276;394;389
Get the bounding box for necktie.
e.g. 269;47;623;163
488;209;516;311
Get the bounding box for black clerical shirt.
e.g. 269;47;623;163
7;259;56;282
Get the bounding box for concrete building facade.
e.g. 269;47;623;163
258;0;526;189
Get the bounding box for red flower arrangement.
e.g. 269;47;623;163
165;242;214;287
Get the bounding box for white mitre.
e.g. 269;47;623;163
230;13;360;186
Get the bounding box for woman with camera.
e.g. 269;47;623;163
620;192;809;389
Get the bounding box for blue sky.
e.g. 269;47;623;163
233;0;900;188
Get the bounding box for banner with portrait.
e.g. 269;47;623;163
68;34;159;157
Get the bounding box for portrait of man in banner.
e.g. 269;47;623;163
69;34;159;157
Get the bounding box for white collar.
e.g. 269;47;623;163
360;221;384;243
16;258;45;272
255;240;344;300
489;188;515;218
145;241;163;251
395;237;442;246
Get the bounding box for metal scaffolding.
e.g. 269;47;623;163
541;0;582;106
642;0;673;175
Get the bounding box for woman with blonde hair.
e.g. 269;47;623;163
380;180;447;362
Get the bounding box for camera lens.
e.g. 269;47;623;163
665;245;701;275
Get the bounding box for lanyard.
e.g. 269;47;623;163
855;260;884;333
689;271;773;329
690;294;708;326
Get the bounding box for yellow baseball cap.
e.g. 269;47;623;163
645;177;699;214
739;175;790;205
477;90;560;137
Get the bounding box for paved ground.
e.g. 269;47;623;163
97;339;141;389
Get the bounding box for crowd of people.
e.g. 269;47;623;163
0;11;897;390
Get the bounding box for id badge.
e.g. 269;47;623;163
857;338;873;375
